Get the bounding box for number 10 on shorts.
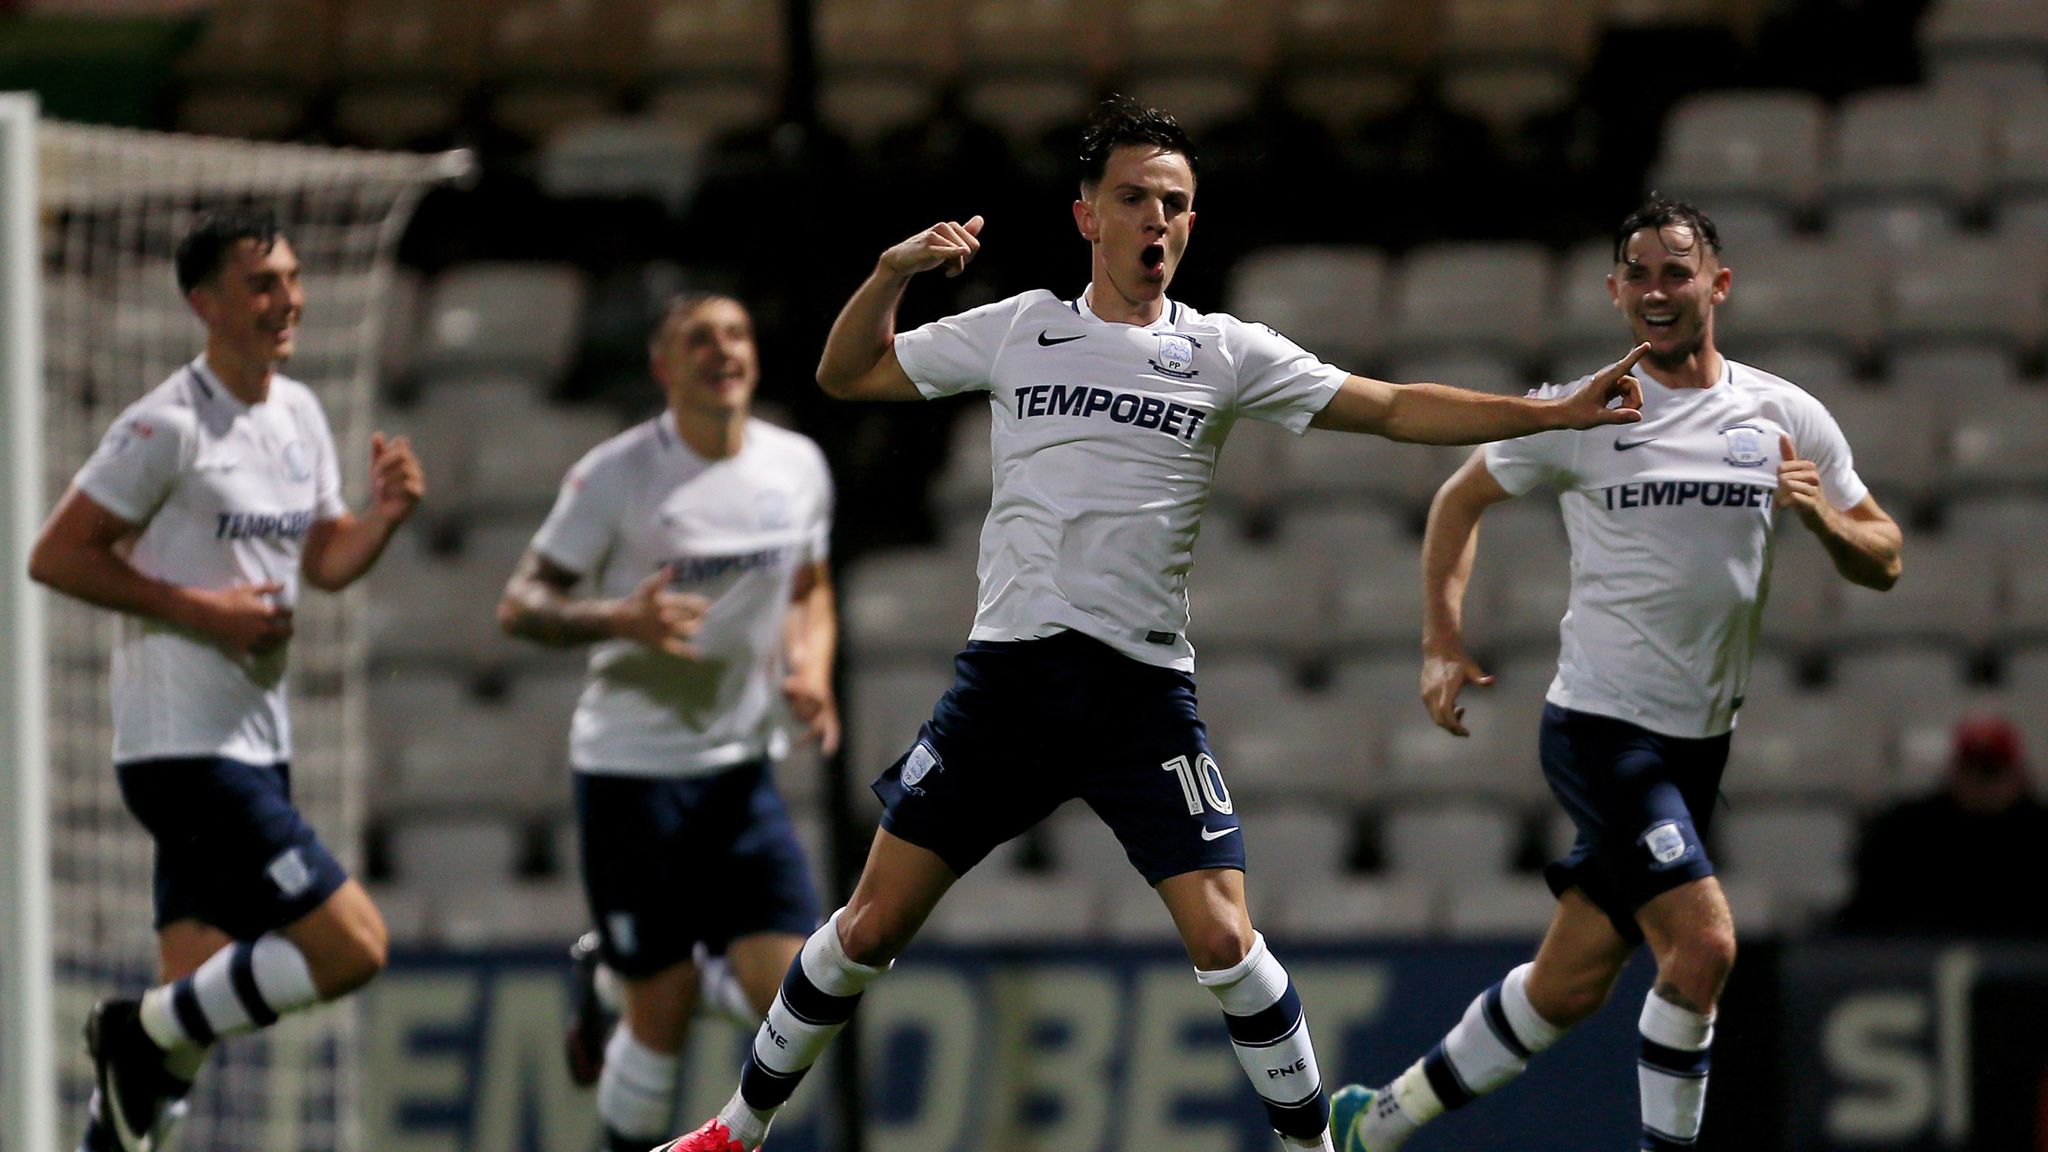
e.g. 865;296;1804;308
1162;753;1234;815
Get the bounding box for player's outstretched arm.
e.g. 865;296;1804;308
302;432;425;591
816;215;984;402
497;553;708;656
1310;343;1650;443
28;487;293;654
1418;454;1514;736
1777;435;1902;590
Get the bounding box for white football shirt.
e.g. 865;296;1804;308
73;359;347;765
1483;358;1867;738
895;289;1347;670
532;413;833;777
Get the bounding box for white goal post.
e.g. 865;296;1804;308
0;97;466;1152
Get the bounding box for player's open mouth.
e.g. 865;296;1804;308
1141;243;1165;276
1643;314;1677;330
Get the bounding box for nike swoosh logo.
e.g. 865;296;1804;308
1037;331;1086;346
1200;826;1238;841
1614;437;1658;451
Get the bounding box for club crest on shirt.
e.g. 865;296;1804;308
753;489;792;530
282;440;312;482
1720;424;1768;468
1149;333;1200;380
900;741;942;793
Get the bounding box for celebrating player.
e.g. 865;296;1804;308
497;292;839;1152
655;96;1648;1152
29;209;424;1152
1329;196;1903;1151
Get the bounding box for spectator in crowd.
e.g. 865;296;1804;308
1838;713;2048;938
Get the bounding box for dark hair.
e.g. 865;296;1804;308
1612;194;1721;264
175;208;282;293
1077;95;1196;189
651;290;746;342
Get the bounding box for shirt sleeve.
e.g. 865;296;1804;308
304;396;349;521
530;444;626;578
72;403;192;526
1224;318;1349;434
1482;382;1580;495
893;296;1024;399
1787;394;1869;510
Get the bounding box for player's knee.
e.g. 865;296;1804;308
1660;924;1735;1007
834;907;908;968
1184;923;1255;973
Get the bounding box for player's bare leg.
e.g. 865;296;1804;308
1160;868;1334;1150
1632;877;1735;1151
664;829;954;1151
1334;889;1627;1151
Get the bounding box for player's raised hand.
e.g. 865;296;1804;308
613;565;710;658
1553;343;1649;429
368;432;425;522
783;669;841;755
879;215;984;279
187;580;294;654
1420;645;1496;737
1777;434;1826;526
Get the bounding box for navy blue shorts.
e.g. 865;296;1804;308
116;757;351;940
575;760;820;979
872;630;1244;885
1539;704;1731;942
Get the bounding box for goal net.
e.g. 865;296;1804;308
21;116;461;1152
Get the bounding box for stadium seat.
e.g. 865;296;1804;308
1714;238;1884;360
1384;349;1529;396
363;531;521;668
930;398;994;519
844;660;952;776
959;0;1113;78
1946;387;2048;489
1187;533;1326;656
1224;246;1390;370
1918;0;2048;95
841;541;981;661
1441;876;1558;938
1045;802;1140;880
388;814;527;890
1884;346;2024;406
1827;88;1994;215
1261;875;1437;941
1831;536;1996;650
1725;687;1893;805
644;0;785;91
1650;90;1830;218
1882;237;2047;356
1435;0;1594;133
1269;428;1466;520
1242;805;1357;882
1096;867;1198;942
1822;387;1947;506
438;879;591;946
1992;91;2048;232
1385;242;1554;365
417;262;589;382
1381;687;1541;808
960;75;1097;146
536;119;710;213
1548;239;1624;371
1200;655;1383;805
368;669;554;811
1724;345;1857;406
923;872;1102;944
1467;501;1571;654
1762;528;1843;651
1382;801;1523;882
464;401;623;517
1715;803;1856;926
